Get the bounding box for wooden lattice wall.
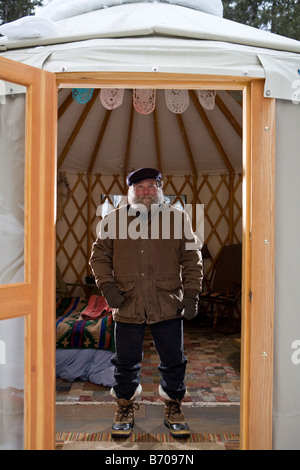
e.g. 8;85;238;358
56;172;242;293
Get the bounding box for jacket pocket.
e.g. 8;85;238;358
156;277;183;318
115;277;137;319
115;278;135;294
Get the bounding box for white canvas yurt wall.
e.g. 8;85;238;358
0;0;300;450
273;100;300;450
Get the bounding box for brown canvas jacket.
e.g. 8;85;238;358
90;203;203;324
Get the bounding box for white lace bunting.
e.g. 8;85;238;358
100;88;124;110
133;89;156;115
197;90;217;110
165;89;189;114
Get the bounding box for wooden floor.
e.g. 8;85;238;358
56;320;241;436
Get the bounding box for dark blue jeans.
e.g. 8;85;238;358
111;318;187;401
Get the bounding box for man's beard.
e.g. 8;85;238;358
128;188;164;211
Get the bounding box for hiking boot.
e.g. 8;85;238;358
159;385;190;438
110;385;142;438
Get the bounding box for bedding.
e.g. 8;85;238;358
56;348;116;386
56;295;115;350
56;295;116;386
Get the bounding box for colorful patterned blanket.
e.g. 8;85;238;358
56;296;115;351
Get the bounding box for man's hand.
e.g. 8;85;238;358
177;295;199;320
102;283;125;308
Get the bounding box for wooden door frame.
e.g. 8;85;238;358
0;57;57;450
56;73;275;450
240;80;275;450
25;64;57;451
0;61;274;451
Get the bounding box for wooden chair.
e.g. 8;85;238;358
199;244;242;328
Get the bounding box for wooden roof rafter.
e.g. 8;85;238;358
189;90;235;175
215;94;242;138
174;112;198;229
122;95;135;192
176;112;197;176
57;89;100;170
87;108;112;173
58;90;73;120
153;107;163;174
56;87;242;186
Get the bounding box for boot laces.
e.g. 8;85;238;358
117;402;140;422
166;400;182;418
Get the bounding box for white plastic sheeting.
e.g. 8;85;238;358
0;92;26;285
0;15;60;40
1;2;298;54
0;92;26;450
0;317;25;450
36;0;224;21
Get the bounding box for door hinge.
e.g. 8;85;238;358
249;289;253;303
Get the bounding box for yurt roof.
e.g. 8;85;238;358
0;0;299;176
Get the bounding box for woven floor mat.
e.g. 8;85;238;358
55;431;240;450
56;326;240;405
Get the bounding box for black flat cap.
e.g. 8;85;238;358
126;168;162;186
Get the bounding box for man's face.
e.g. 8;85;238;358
132;179;161;210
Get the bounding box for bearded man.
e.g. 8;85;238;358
90;168;203;438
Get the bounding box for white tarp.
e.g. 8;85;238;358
0;2;300;101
